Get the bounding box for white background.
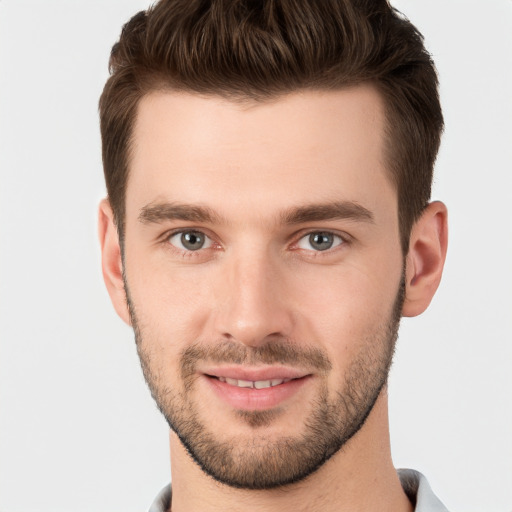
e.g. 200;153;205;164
1;1;511;511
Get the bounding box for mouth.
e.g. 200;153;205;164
211;376;293;389
201;368;312;411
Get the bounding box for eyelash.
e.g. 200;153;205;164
161;228;350;257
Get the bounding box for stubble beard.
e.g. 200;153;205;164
126;275;405;490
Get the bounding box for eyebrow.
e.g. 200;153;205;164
281;201;374;225
139;202;221;224
138;200;374;226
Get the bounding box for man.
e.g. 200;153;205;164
98;1;448;510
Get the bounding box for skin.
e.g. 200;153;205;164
99;85;448;512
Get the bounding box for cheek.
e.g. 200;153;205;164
291;259;402;370
124;247;215;356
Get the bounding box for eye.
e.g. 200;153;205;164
296;232;344;252
167;230;212;251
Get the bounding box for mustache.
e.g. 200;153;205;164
180;339;332;380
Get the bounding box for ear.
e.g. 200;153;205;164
402;201;448;317
98;199;131;325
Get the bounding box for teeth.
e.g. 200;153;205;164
217;377;291;388
254;380;271;389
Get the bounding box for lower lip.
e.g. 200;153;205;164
204;375;311;411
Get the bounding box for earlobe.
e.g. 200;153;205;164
402;201;448;317
98;199;131;325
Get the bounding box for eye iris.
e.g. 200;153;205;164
309;232;334;251
181;231;204;250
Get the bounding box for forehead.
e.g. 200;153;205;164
127;86;394;222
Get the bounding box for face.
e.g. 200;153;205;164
121;86;405;489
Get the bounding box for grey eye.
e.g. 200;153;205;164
297;232;343;251
168;230;212;251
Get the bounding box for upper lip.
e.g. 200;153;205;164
201;366;311;382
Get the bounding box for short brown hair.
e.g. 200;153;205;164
99;0;443;253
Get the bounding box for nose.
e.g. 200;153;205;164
212;250;294;347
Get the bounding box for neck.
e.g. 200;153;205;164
168;390;412;512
